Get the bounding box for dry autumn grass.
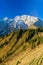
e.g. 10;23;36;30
0;28;43;65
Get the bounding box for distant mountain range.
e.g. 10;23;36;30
0;15;43;35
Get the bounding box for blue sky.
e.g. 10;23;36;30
0;0;43;19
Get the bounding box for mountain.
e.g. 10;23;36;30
14;15;43;28
0;28;43;65
0;15;43;35
0;17;14;35
0;15;43;65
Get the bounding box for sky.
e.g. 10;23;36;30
0;0;43;19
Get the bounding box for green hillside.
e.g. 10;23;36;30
0;28;43;65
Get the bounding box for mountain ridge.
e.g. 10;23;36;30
0;15;43;35
0;28;43;65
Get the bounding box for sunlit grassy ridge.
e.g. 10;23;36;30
0;28;43;65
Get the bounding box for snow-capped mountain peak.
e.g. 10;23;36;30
14;15;39;27
0;15;43;36
3;17;9;21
